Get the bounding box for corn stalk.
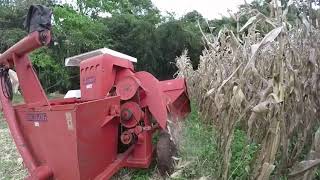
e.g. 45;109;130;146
176;1;320;179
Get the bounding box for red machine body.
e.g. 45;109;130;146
80;54;134;101
14;97;120;180
0;30;190;179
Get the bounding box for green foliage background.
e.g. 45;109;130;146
0;0;210;93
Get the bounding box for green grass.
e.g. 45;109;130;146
229;129;258;179
176;107;218;179
170;105;257;180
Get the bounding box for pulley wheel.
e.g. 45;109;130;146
120;101;142;128
116;76;139;100
120;131;133;145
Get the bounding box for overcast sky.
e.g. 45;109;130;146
151;0;254;20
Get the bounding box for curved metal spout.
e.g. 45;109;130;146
0;31;51;67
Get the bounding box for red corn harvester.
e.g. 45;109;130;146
0;5;190;180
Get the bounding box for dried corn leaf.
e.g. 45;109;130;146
170;169;184;179
300;13;311;33
283;0;294;18
206;63;242;97
243;26;283;73
231;85;245;109
240;15;260;32
289;159;320;178
255;26;283;54
257;163;275;180
199;177;210;180
314;127;320;152
252;101;271;114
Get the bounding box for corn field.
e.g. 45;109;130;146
176;0;320;179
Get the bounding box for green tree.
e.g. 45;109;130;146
0;0;205;91
155;19;203;78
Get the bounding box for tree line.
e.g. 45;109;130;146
1;0;312;93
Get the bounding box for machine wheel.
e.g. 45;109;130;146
156;131;177;176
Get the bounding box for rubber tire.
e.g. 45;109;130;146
156;131;177;176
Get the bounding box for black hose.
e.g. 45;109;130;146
0;67;13;100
